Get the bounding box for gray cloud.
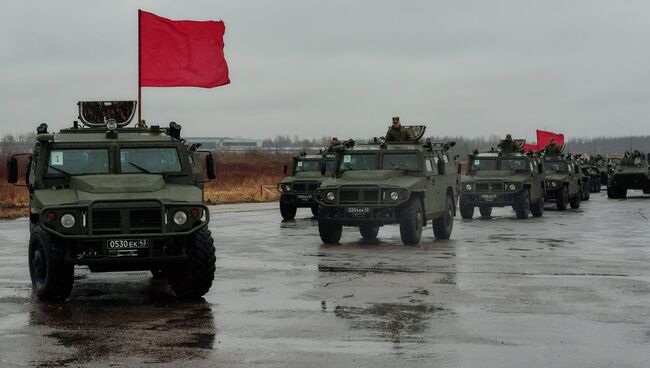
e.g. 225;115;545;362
1;0;650;141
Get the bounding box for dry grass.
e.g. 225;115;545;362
0;151;291;219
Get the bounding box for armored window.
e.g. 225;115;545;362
443;154;449;163
295;160;321;172
501;159;527;171
470;159;497;171
544;161;568;173
382;153;419;170
47;148;109;176
425;159;433;173
120;147;182;174
340;154;378;171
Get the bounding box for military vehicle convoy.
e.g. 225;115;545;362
315;127;458;245
543;155;583;210
6;101;217;301
459;146;545;220
277;153;335;219
607;151;650;199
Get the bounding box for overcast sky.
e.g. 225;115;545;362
1;0;649;141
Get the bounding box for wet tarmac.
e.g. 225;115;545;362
1;192;649;367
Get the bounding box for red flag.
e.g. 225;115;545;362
523;143;538;152
139;10;230;88
536;130;564;149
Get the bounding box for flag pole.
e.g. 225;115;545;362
137;9;142;128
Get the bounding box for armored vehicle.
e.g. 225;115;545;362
6;101;217;302
459;146;545;220
607;151;650;198
315;127;458;246
277;153;335;219
543;155;582;210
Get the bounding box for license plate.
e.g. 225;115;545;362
106;239;149;249
481;194;497;202
346;207;370;215
297;194;312;200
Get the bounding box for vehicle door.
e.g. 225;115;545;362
426;154;444;215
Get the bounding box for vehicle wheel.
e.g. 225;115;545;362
151;268;168;279
168;228;216;300
399;198;423;245
359;224;379;240
582;183;590;201
514;189;530;219
279;196;297;220
556;186;569;210
433;195;454;240
310;205;319;218
318;216;342;244
478;206;492;218
459;196;474;219
531;196;544;218
570;190;581;209
607;185;626;199
28;227;74;302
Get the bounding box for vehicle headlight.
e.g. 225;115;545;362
551;181;558;188
390;191;399;200
173;210;188;225
60;213;75;228
106;119;118;131
284;185;291;192
464;184;473;191
508;183;516;191
326;192;336;201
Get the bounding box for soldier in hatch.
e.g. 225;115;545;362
543;138;562;156
327;137;342;152
385;116;410;142
498;134;519;152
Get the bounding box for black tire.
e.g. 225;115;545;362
310;205;319;218
514;189;530;219
168;227;216;300
433;196;454;240
359;224;379;240
556;186;569;210
478;206;492;218
582;183;590;201
459;196;474;219
279;196;297;220
28;227;74;302
570;190;581;209
318;216;342;244
399;198;423;245
531;196;544;218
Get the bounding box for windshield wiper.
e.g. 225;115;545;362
386;161;401;169
48;165;71;177
342;163;355;171
128;161;153;174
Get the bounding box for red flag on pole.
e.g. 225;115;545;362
536;130;564;150
139;10;230;88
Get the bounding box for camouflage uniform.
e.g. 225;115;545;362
498;135;519;152
386;126;411;142
544;143;562;156
327;141;342;153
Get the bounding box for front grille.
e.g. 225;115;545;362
476;182;504;192
339;187;380;204
293;181;319;193
91;202;163;235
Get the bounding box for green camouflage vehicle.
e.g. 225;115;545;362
277;153;335;219
543;155;582;210
6;101;217;302
607;151;650;199
315;127;458;246
459;147;545;220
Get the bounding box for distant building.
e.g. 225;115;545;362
185;137;263;151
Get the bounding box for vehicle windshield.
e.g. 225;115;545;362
339;153;378;171
325;159;335;174
120;147;182;174
501;159;528;171
47;148;109;176
382;153;419;170
295;160;321;172
544;161;568;173
470;158;497;171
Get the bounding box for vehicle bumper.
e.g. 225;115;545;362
281;193;317;207
318;205;399;225
460;192;516;207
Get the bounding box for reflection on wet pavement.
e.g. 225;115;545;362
1;193;650;367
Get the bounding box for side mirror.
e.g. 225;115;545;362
205;153;216;180
283;165;288;175
437;158;446;175
7;157;18;184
